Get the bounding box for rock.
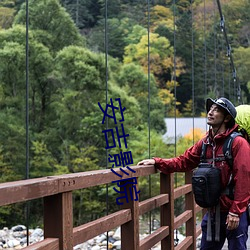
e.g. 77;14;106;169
113;227;120;240
30;228;43;238
20;237;27;245
108;236;116;243
87;238;94;245
73;242;87;249
95;234;106;243
0;230;7;238
107;231;114;237
92;245;101;250
113;240;121;249
12;231;25;238
100;240;108;246
7;239;20;247
0;224;188;249
11;226;26;232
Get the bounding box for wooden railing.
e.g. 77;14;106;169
0;165;203;250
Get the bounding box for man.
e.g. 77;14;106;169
138;97;250;250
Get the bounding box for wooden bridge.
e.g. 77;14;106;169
0;164;204;250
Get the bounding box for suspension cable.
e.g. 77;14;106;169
147;0;152;234
191;0;195;144
172;0;179;245
213;0;217;94
104;0;109;248
25;0;30;245
203;0;207;97
218;33;225;96
216;0;242;104
173;1;177;159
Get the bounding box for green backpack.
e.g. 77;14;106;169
235;105;250;142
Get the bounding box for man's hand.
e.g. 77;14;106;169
226;213;240;230
137;159;155;166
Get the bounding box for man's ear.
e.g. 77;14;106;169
224;114;232;123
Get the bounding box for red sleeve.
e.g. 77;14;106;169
153;139;203;174
229;136;250;215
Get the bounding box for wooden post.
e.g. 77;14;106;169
44;192;73;250
185;171;196;250
161;173;174;250
121;178;140;250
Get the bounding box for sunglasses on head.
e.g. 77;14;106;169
215;99;227;107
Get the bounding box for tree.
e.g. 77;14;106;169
0;25;56;132
98;0;146;22
50;46;142;167
14;0;84;52
61;0;101;29
0;6;15;29
148;5;174;33
124;32;185;87
86;17;139;60
116;62;166;132
128;127;170;201
234;46;250;102
123;31;185;116
30;141;57;177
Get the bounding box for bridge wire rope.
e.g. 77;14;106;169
213;0;218;95
76;0;79;27
228;63;231;100
172;0;179;245
191;1;195;145
215;0;242;104
25;0;30;245
203;0;211;135
204;0;207;97
104;0;109;248
214;0;225;98
147;0;152;234
189;0;196;241
218;26;225;96
216;12;226;97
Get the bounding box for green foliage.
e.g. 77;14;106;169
0;40;26;103
234;46;250;101
124;25;147;45
0;7;15;29
0;112;26;180
0;0;249;229
61;0;101;29
30;141;56;177
14;0;85;52
222;0;250;46
86;17;138;60
64;145;99;173
124;32;174;75
115;63;165;132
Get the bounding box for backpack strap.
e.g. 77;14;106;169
200;142;208;163
223;132;242;169
201;132;242;166
201;141;225;163
223;132;242;200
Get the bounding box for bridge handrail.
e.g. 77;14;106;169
0;165;202;250
0;165;155;206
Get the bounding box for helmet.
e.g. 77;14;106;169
206;97;237;120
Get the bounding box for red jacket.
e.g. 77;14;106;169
154;124;250;216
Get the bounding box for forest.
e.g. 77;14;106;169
0;0;249;228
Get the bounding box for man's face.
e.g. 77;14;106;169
207;104;226;127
